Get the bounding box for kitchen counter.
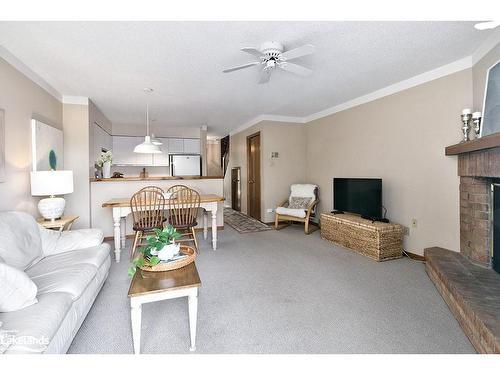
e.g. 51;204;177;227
90;175;223;182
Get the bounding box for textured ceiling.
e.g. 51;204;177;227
0;21;492;136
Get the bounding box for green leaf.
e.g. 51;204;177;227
128;266;136;277
149;256;160;266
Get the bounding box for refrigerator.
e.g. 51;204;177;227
169;154;202;177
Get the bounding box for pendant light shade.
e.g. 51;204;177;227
150;133;163;146
134;102;162;154
134;136;162;153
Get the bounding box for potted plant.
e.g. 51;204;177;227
128;225;182;276
98;150;113;178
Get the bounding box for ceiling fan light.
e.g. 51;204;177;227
134;136;162;153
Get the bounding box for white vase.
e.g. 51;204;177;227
102;161;111;178
158;243;180;261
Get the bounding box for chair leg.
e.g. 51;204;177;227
275;214;279;230
191;227;199;253
130;231;141;261
305;220;310;235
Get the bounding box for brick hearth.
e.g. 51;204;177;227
426;137;500;353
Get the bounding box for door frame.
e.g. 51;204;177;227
246;131;261;221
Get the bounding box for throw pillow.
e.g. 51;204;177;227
288;196;312;209
0;262;38;313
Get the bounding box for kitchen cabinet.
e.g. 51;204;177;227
152;138;170;166
183;138;200;153
113;136;150;166
90;122;112;165
168;138;184;153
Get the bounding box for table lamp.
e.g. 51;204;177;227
30;170;74;221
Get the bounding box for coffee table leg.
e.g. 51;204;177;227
188;289;198;351
131;301;142;354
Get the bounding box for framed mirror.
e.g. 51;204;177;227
481;59;500;137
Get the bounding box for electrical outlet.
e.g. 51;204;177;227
267;208;274;213
402;226;410;236
411;218;418;228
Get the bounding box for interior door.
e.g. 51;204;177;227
231;167;241;211
247;132;261;220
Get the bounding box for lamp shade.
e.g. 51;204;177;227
30;170;74;196
133;136;162;154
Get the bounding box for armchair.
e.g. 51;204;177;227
274;184;319;234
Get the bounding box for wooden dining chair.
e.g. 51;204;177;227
167;187;201;252
130;189;166;260
139;186;164;194
166;184;189;198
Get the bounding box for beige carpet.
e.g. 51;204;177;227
68;225;474;354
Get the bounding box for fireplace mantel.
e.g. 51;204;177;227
445;132;500;156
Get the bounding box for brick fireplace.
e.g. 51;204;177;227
458;146;500;270
424;133;500;353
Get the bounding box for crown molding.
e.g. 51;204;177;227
62;96;89;105
303;56;472;123
0;45;62;101
229;114;305;136
472;28;500;65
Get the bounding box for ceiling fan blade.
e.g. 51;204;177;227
281;44;315;60
223;61;261;73
258;69;272;84
279;62;312;77
241;47;264;58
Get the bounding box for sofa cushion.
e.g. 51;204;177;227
40;227;104;257
0;263;38;313
26;261;97;301
276;206;307;218
0;211;43;270
31;244;110;272
0;292;73;353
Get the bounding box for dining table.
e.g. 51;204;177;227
102;194;225;262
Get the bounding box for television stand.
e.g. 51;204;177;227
320;213;403;261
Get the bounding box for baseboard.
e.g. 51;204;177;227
103;225;224;241
404;251;426;261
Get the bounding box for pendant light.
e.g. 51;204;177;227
134;102;162;154
150;133;163;146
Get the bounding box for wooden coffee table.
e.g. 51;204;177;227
127;262;201;354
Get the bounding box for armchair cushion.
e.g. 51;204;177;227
0;211;43;270
290;184;317;201
275;207;307;219
288;197;312;209
39;226;104;257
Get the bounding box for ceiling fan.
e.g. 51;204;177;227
223;41;315;84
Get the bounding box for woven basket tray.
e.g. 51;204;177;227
138;245;196;272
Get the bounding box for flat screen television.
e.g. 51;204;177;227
333;178;382;220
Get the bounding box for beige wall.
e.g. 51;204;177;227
0;57;62;215
306;70;472;255
89;100;112;134
63;103;90;228
207;140;222;176
473;42;500;112
224;121;307;223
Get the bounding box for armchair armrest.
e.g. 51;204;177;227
39;225;104;256
277;198;289;208
306;199;319;217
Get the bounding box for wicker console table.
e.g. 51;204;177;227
320;213;404;261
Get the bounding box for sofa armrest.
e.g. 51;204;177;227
39;225;104;256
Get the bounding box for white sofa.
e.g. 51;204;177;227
0;211;111;354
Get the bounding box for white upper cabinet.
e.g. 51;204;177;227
152;138;170;166
183;138;200;154
168;138;184;153
111;136;200;166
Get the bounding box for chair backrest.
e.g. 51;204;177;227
139;186;164;194
166;184;189;198
290;184;318;201
130;189;166;231
167;187;201;228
